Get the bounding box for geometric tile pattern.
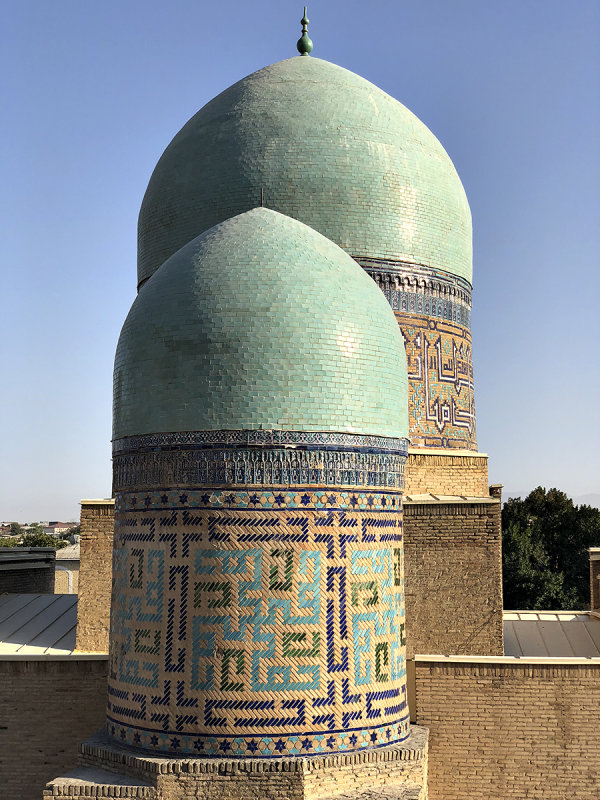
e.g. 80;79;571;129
107;488;409;757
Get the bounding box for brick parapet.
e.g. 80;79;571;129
413;658;600;800
75;500;114;653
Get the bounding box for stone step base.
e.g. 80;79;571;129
43;766;156;798
320;784;425;800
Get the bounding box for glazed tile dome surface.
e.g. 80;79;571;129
138;57;472;289
114;208;408;440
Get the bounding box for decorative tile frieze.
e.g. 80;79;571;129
113;441;408;494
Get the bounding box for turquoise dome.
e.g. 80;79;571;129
138;57;472;289
114;208;408;440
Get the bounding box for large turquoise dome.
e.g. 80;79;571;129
114;208;408;440
137;57;472;289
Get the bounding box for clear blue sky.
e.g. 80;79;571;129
2;1;599;522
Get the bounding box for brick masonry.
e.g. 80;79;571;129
403;501;503;657
404;451;489;497
75;501;114;652
0;657;107;800
414;659;600;800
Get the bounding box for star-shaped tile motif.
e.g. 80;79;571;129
301;737;312;751
120;728;126;740
300;493;311;506
179;494;188;504
201;493;211;504
349;495;358;507
246;740;259;754
144;496;152;507
370;731;378;743
170;737;180;749
249;493;260;505
274;739;286;753
150;735;159;746
381;496;387;507
194;739;204;751
367;495;374;507
161;494;169;504
133;733;141;744
274;494;285;506
327;494;336;505
219;740;231;753
349;733;358;747
326;736;336;749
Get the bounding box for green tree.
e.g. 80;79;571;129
10;522;22;536
0;537;19;547
21;532;68;549
502;488;600;610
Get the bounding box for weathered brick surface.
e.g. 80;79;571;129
414;660;600;800
403;502;503;657
75;501;114;653
74;727;428;800
0;658;108;800
404;452;488;497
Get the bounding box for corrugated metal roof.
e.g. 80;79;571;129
0;593;77;655
504;611;600;658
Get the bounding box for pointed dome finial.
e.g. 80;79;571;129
297;7;313;56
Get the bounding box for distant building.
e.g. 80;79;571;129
43;521;76;537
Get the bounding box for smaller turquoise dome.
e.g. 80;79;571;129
114;208;408;440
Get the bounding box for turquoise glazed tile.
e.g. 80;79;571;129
137;57;472;288
114;209;409;440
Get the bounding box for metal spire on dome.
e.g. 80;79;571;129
297;7;313;56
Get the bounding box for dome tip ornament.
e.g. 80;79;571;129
297;6;313;56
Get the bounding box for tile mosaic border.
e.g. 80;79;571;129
107;715;411;759
114;488;404;514
113;430;410;455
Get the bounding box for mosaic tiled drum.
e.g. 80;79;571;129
107;208;411;757
137;56;477;450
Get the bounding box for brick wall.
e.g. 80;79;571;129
403;500;503;657
0;657;108;800
404;450;489;496
75;500;114;652
0;548;56;593
414;658;600;800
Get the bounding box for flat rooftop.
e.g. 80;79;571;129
0;593;77;655
504;611;600;658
